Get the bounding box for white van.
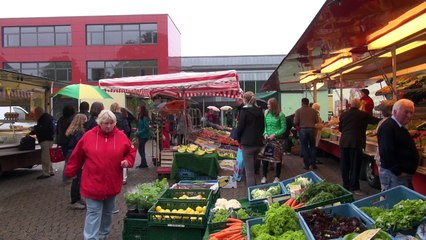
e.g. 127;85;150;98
0;106;29;120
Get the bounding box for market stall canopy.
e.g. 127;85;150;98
99;70;243;99
262;0;426;91
0;69;68;90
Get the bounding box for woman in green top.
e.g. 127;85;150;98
135;105;151;168
262;98;286;183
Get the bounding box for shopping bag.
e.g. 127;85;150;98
233;148;244;181
258;140;283;163
19;135;36;151
49;147;65;163
131;137;139;148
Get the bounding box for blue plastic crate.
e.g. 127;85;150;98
248;182;289;205
352;185;426;235
280;171;323;191
246;215;306;240
298;204;376;240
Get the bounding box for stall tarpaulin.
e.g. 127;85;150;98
98;70;243;99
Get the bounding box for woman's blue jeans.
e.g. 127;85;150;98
83;196;116;240
138;138;149;167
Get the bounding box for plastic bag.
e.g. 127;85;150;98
233;148;244;181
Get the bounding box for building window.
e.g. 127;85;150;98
87;60;157;81
3;62;72;82
2;26;71;47
86;23;158;46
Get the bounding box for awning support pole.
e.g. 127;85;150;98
391;46;397;100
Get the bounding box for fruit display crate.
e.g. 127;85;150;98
122;217;149;240
207;201;269;232
159;188;213;202
247;182;289;205
352;185;426;236
280;171;323;190
148;199;211;228
297;204;376;240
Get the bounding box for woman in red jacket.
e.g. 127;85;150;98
65;109;136;240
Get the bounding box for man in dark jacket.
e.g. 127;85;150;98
339;98;380;194
236;91;265;187
29;107;55;179
377;99;418;191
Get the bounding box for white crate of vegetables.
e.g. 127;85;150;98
248;182;289;205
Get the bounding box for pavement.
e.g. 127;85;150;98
0;141;379;240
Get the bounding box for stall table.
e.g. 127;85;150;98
171;152;220;179
0;145;41;173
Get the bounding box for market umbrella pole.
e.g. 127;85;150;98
202;98;205;127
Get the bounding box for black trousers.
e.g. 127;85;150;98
70;168;82;204
340;147;363;191
262;161;282;178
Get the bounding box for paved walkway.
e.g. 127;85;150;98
0;141;378;240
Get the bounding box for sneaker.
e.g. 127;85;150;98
260;177;267;184
351;190;365;196
123;180;127;185
273;177;280;183
79;199;86;206
36;175;51;180
113;209;119;214
70;202;86;210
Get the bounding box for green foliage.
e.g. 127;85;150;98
257;233;277;240
211;209;229;223
306;191;335;205
251;224;269;238
277;230;305;240
360;206;386;220
297;181;345;204
264;203;299;236
124;178;168;210
374;199;426;231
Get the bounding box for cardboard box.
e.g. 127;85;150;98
217;176;237;188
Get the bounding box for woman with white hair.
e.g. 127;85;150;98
65;109;136;240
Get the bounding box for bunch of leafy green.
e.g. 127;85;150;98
124;178;169;210
277;230;305;240
211;209;229;223
252;189;273;199
360;206;386;220
374;199;426;231
297;181;345;204
236;208;250;219
306;192;335;205
251;224;270;238
267;185;281;196
257;233;277;240
264;203;300;236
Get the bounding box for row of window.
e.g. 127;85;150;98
2;23;158;47
3;60;158;82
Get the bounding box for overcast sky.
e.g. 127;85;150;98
1;0;325;56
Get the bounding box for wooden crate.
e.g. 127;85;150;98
160;150;175;167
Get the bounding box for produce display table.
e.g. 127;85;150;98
171;152;220;179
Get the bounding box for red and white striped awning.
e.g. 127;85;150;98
98;70;243;99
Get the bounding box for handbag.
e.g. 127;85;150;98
258;139;283;163
49;146;65;163
132;137;139;148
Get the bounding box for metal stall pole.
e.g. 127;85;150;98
391;46;397;100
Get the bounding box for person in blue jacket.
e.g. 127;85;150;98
135;105;151;168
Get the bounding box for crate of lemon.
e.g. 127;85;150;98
148;199;211;228
160;189;212;202
176;144;216;156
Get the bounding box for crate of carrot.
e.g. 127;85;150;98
208;218;246;240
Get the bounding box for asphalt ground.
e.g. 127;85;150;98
0;141;379;240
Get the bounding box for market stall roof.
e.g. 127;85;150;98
0;69;68;89
262;0;426;91
98;70;243;99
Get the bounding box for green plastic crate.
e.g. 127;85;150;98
207;201;269;231
160;189;213;202
122;217;149;240
148;199;211;228
149;225;205;240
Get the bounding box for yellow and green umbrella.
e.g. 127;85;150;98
53;83;112;99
